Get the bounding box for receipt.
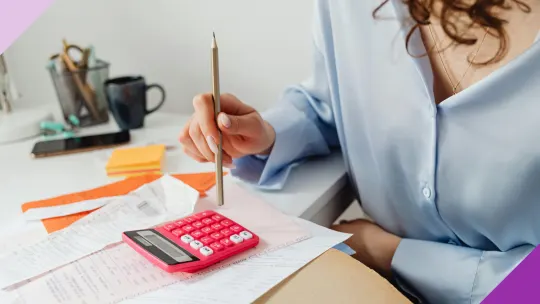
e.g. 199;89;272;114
127;218;352;304
6;181;314;304
22;197;114;221
7;219;346;304
0;175;199;290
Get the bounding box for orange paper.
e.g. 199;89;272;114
105;145;166;177
106;144;165;169
21;172;226;234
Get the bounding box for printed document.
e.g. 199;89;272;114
7;219;347;304
6;180;314;304
0;175;199;289
22;197;113;221
125;218;352;304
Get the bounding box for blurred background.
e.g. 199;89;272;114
1;0;364;221
3;0;313;114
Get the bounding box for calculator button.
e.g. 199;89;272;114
220;220;233;227
210;232;223;240
211;223;223;230
201;227;214;234
171;229;183;237
192;221;204;229
181;235;194;244
184;216;196;223
210;242;225;252
239;231;253;240
220;228;233;237
220;238;233;247
194;211;214;219
200;246;214;256
200;236;214;245
202;218;215;225
190;240;203;249
230;225;243;233
174;220;185;227
230;235;244;244
191;230;205;239
211;214;224;221
163;224;177;231
182;225;195;233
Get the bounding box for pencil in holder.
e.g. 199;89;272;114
48;59;110;127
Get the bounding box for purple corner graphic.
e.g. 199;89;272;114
483;247;539;303
0;0;56;54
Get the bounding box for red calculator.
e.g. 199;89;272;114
122;210;260;273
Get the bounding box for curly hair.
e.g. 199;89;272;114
374;0;532;65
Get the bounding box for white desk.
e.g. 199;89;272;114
0;112;353;237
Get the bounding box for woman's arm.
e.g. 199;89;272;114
392;239;533;304
231;1;340;188
332;219;534;303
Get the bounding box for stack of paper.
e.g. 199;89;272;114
124;218;352;304
106;144;166;177
2;176;352;304
0;176;201;290
21;172;222;234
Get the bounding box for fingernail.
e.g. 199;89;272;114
206;135;218;153
219;114;231;128
224;162;236;169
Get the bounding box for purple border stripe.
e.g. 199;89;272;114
483;247;539;303
0;0;56;54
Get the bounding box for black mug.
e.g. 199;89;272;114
104;76;166;130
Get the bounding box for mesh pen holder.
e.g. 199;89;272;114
48;59;110;127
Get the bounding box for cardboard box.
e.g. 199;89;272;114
256;249;411;303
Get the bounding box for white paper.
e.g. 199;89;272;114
0;230;46;259
6;180;313;304
7;219;348;304
0;175;199;290
0;215;47;258
125;218;352;304
22;197;114;221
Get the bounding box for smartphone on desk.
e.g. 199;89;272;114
31;130;130;158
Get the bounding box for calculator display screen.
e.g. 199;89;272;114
125;229;198;265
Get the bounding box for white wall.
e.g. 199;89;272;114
4;0;313;115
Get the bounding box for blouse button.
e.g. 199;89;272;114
422;187;432;199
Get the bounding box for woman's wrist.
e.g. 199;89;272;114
257;120;276;155
373;234;401;279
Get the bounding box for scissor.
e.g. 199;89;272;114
49;39;90;69
49;39;98;119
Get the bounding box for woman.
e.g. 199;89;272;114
179;0;540;303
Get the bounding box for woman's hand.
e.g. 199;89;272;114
332;219;401;279
179;93;276;167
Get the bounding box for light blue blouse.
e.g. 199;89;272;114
231;0;540;303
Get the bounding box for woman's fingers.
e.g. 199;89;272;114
179;119;235;166
189;120;215;161
221;135;244;159
180;99;243;166
193;94;220;154
183;143;235;168
183;146;208;163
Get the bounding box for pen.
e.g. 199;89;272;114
212;32;224;206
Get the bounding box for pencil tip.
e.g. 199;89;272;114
212;31;217;48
